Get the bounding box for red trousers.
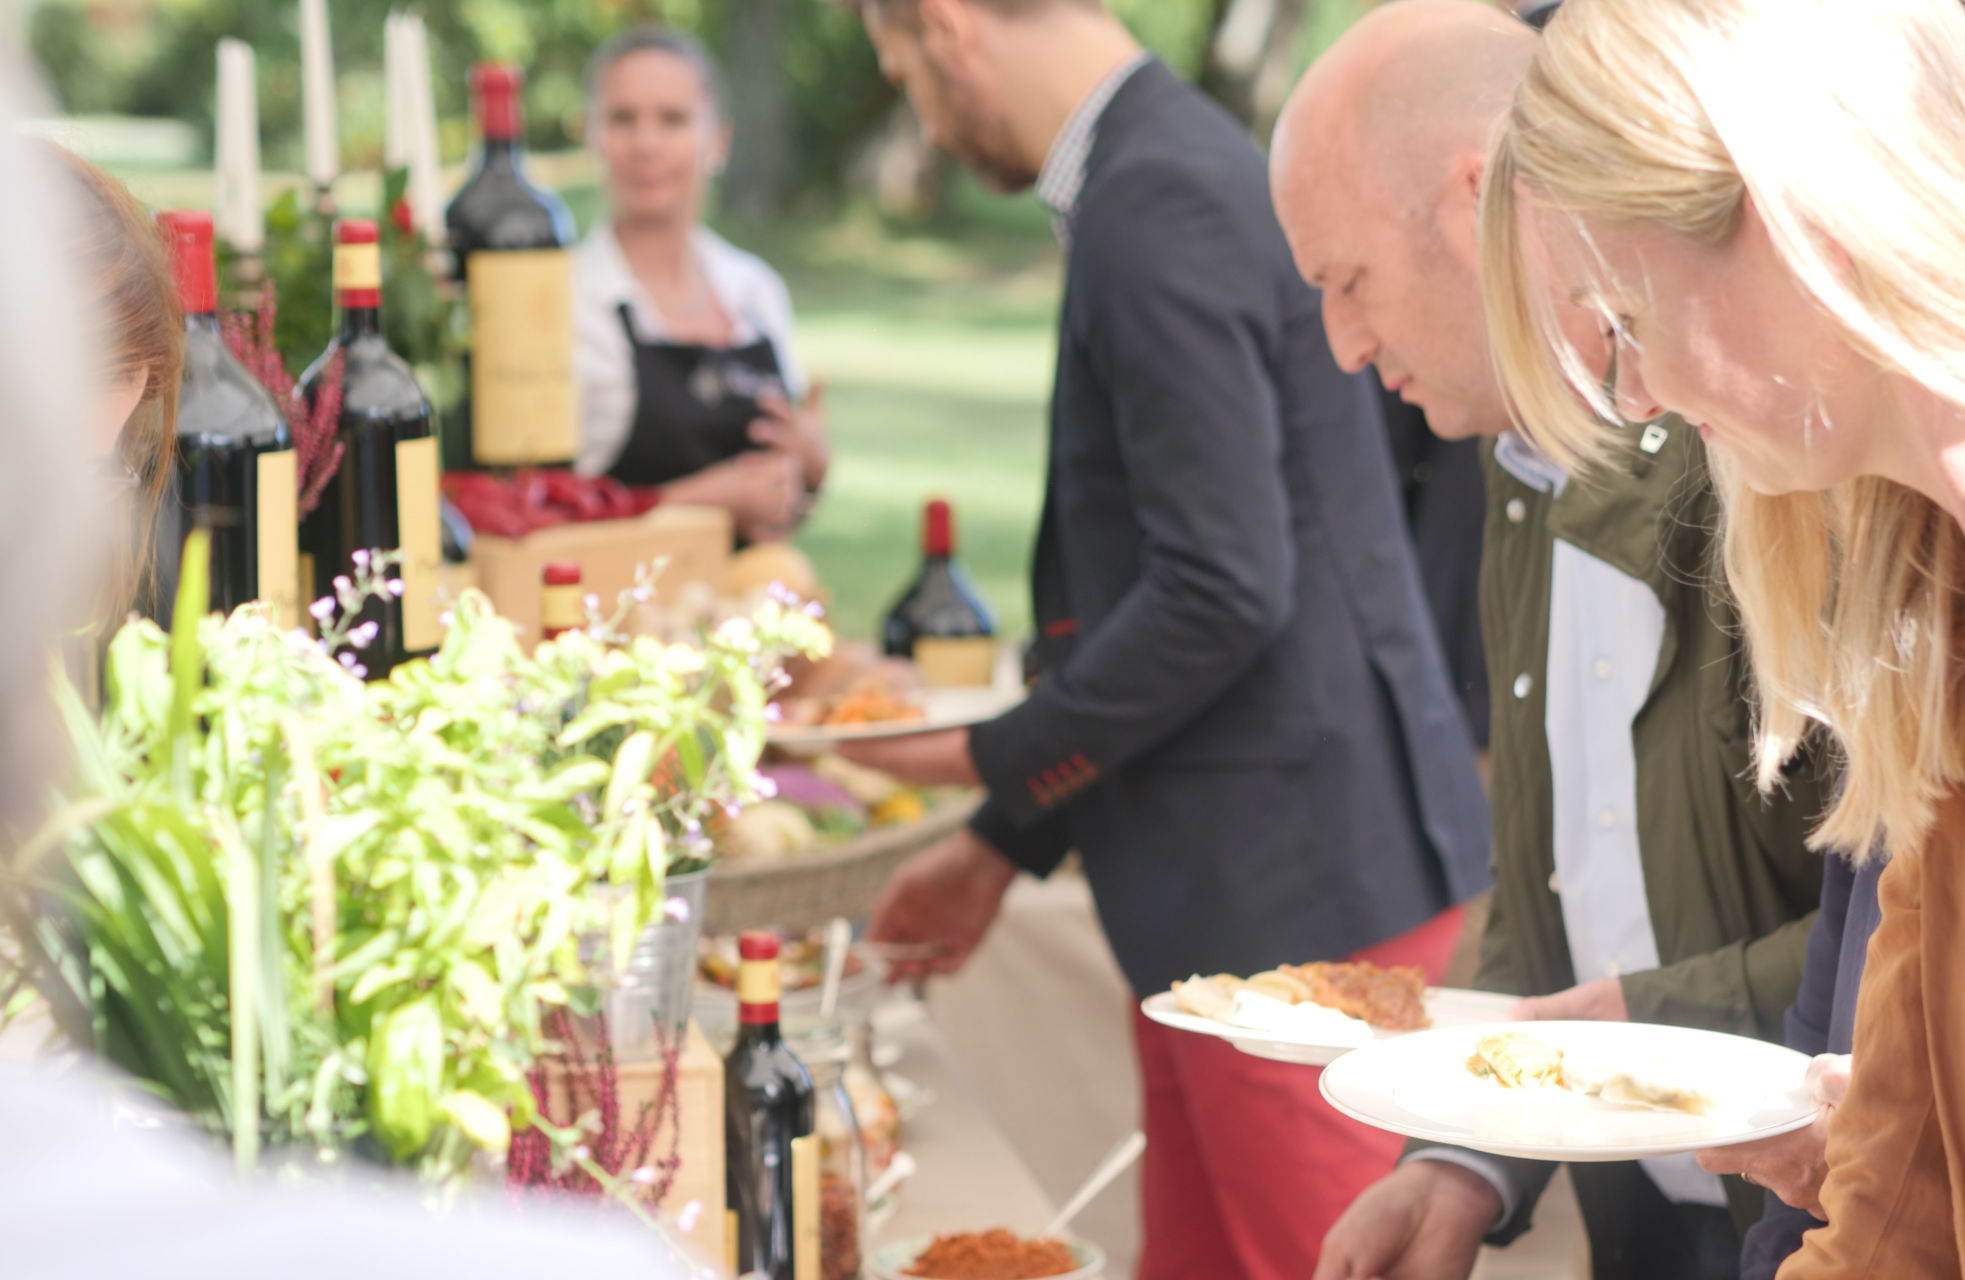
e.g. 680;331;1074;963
1132;905;1468;1280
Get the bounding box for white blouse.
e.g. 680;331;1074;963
573;221;809;478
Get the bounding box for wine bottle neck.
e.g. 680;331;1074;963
338;306;383;339
184;311;223;338
478;138;524;171
735;1015;782;1044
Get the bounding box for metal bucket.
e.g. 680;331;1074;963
585;867;709;1062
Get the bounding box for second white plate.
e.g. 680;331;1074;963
768;686;1024;751
1140;987;1519;1067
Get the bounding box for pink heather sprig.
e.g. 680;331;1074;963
508;1009;680;1210
220;281;345;518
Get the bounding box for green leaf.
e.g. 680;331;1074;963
438;1089;511;1151
347;961;415;1008
367;995;443;1160
166;529;211;801
603;732;656;824
444;960;503;1029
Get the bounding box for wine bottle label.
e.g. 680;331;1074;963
466;249;577;466
332;243;382;292
914;636;997;688
736;957;780;1009
394;436;443;652
256;449;299;630
540;584;585;636
726;1209;739;1277
791;1134;820;1280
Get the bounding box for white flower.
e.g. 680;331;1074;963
630;1166;659;1185
754;775;779;799
676;1201;703;1233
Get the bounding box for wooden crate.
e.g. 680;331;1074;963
536;1021;726;1263
468;504;733;640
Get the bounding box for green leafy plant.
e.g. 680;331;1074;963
4;532;829;1183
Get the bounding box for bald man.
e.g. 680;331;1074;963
1271;4;1828;1278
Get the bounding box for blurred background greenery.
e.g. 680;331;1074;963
24;0;1379;642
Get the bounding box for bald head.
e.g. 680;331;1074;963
1270;0;1538;441
1274;0;1535;215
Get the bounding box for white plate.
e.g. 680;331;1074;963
1140;987;1518;1067
1319;1020;1816;1161
768;686;1024;751
869;1234;1104;1280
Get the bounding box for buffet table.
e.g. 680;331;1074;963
873;1001;1058;1243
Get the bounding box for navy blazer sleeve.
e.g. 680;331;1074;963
1738;857;1854;1280
967;165;1301;830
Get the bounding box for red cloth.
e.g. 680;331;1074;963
1132;904;1468;1280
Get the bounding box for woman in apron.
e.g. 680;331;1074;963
575;26;829;546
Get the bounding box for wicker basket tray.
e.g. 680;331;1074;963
703;794;983;934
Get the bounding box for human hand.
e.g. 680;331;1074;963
1695;1053;1850;1217
834;728;979;787
867;827;1018;981
750;379;830;492
1509;976;1628;1022
1313;1160;1499;1280
710;447;802;543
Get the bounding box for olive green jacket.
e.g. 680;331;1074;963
1469;420;1829;1249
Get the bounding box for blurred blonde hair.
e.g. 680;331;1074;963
1478;0;1965;858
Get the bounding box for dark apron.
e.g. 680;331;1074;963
605;303;788;487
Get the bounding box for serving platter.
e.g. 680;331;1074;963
767;686;1024;751
1139;986;1519;1067
1319;1019;1816;1160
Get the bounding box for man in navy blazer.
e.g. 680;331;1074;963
839;2;1492;1272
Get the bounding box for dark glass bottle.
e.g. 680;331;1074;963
153;210;298;630
882;498;998;686
442;62;578;470
296;218;442;677
725;931;818;1280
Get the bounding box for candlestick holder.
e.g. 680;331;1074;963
225;248;268;314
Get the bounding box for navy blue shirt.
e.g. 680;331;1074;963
1738;854;1885;1279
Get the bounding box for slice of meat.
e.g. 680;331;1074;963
1290;961;1431;1030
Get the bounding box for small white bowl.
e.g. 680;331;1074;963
868;1234;1104;1280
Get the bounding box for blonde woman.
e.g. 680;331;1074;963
1478;0;1965;1273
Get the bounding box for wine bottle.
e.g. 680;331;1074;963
725;931;819;1280
296;218;442;676
443;62;578;470
540;561;583;641
881;498;997;687
153;210;298;630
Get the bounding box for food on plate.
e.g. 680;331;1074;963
1465;1034;1718;1114
1225;989;1373;1046
903;1229;1079;1280
1296;961;1431;1031
1167;959;1430;1032
719;800;820;862
1467;1031;1566;1089
777;673;925;730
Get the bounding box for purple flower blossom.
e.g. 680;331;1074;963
764;703;783;724
338;652;358;671
676;1201;703;1233
632;586;652;604
351;549;370;568
348;621;380;649
754;775;779;799
803;600;825;618
583;593;600;612
663;897;692;924
308;597;336;622
386;579;405;597
439;611;455;628
333;575;352;595
766;582;797;605
630;1166;659;1185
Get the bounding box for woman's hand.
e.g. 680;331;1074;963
1509;976;1628;1022
749;379;831;493
663;448;802;543
1695;1053;1852;1218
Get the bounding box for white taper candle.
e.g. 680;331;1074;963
298;0;338;191
214;39;264;254
404;16;446;244
383;12;409;170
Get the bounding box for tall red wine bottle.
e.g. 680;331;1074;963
153;209;298;629
881;498;997;687
296;219;443;675
443;62;578;470
725;931;819;1280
